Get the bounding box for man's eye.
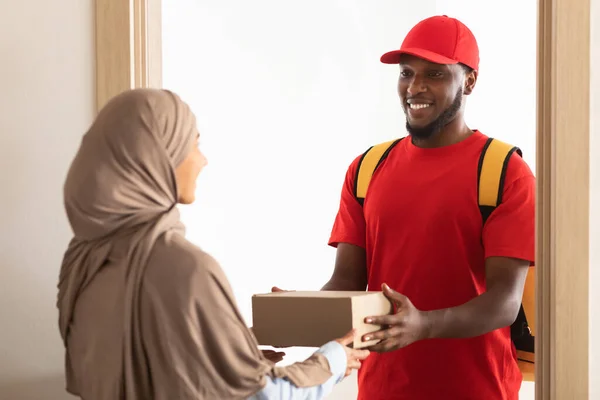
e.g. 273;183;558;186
429;71;443;78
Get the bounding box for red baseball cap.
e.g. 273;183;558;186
380;15;479;71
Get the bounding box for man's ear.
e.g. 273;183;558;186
464;70;478;95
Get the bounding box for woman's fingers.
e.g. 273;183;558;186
351;348;370;360
335;329;356;346
347;359;362;369
333;329;370;378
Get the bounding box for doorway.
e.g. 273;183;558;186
93;0;592;398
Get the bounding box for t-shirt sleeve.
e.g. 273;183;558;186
482;153;536;265
328;155;367;249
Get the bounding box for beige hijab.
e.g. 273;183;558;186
57;88;333;399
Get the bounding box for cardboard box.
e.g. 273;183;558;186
251;291;393;349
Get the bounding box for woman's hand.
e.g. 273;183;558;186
335;329;370;377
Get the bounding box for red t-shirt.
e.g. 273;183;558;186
328;131;536;400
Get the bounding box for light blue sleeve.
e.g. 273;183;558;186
247;341;347;400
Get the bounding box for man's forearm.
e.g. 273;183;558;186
423;288;521;339
321;277;366;291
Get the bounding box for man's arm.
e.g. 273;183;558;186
423;256;529;339
321;243;368;291
323;154;369;292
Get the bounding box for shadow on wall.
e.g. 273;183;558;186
0;375;74;400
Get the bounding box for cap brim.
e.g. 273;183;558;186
380;48;459;65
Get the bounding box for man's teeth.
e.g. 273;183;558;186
409;103;431;110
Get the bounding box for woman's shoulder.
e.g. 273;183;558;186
142;231;222;297
157;231;217;268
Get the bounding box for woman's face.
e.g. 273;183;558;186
175;133;207;204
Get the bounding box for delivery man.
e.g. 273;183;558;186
274;15;535;400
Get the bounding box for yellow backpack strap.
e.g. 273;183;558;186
477;137;523;223
354;138;403;205
477;138;535;366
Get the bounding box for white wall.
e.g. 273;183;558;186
162;1;537;399
590;0;599;398
0;1;95;399
435;0;537;173
161;0;435;321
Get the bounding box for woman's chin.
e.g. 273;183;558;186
178;193;196;205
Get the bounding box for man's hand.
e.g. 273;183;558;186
362;283;430;353
262;349;286;364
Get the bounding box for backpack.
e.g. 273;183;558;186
353;136;535;366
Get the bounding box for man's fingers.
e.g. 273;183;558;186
362;325;402;342
382;283;408;304
347;359;362;369
262;350;286;356
271;286;297;293
368;336;411;353
367;338;396;353
366;342;385;353
262;349;286;362
364;313;401;326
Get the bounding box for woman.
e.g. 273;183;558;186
57;88;369;400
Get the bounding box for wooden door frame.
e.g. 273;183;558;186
536;0;590;398
95;0;162;112
94;0;591;398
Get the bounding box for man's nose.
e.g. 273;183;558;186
406;76;427;96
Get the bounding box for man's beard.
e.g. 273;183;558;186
405;88;463;140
